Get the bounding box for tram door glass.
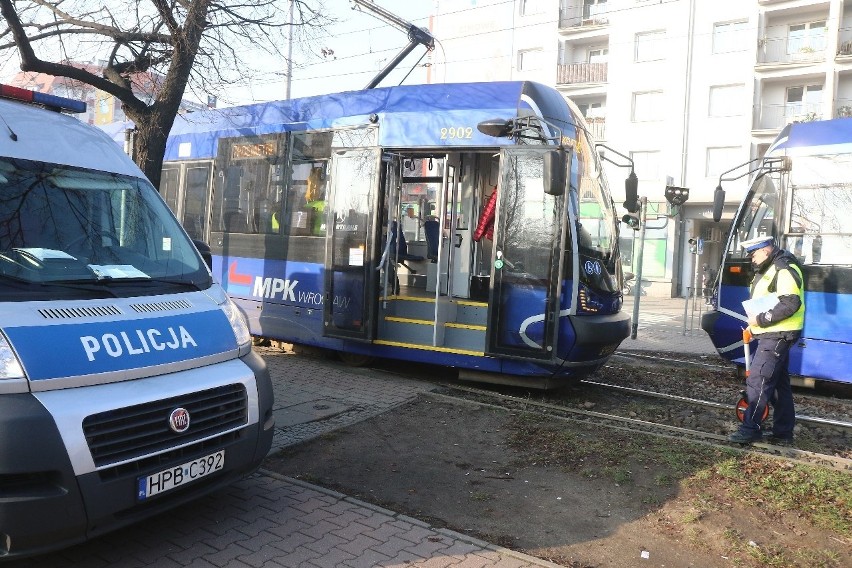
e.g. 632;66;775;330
323;149;381;340
488;149;564;360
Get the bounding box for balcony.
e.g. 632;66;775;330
757;36;826;66
753;102;822;130
557;62;607;85
835;100;852;118
584;117;606;141
558;7;608;30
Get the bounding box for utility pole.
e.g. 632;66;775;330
286;0;294;100
630;196;648;340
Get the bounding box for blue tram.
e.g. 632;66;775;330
702;118;852;385
157;81;631;387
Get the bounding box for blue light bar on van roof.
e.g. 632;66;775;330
0;83;87;114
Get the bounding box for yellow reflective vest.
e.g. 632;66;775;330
751;261;805;335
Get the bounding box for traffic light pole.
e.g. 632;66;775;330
630;196;648;340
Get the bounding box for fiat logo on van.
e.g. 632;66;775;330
168;408;191;433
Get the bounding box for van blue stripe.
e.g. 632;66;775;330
5;310;236;381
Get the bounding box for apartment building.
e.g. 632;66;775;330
431;0;850;297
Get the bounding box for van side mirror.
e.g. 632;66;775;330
543;148;567;196
713;185;725;223
193;239;213;270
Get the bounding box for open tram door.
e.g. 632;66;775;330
322;148;383;341
485;147;568;361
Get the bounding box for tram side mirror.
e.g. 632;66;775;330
477;118;514;138
543;148;567;196
712;184;725;223
193;239;213;270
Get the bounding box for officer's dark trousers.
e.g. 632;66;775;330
739;333;799;438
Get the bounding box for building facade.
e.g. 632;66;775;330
431;0;850;297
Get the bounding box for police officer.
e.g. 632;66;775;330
728;236;805;445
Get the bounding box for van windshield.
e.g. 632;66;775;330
0;157;211;300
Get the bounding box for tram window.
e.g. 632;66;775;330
285;161;328;236
180;166;210;241
160;167;180;215
789;182;852;264
400;157;443;243
282;132;332;238
211;133;286;234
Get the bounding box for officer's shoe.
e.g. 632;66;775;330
762;432;794;446
728;430;762;444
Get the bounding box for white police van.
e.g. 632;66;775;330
0;85;274;559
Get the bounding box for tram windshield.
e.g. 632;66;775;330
787;153;852;265
573;128;619;293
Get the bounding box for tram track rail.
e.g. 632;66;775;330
436;383;852;472
579;378;852;432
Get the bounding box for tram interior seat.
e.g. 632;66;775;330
389;221;425;273
424;220;439;262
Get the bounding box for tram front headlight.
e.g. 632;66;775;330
577;284;604;314
0;333;25;380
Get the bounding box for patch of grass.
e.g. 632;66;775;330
746;542;790;567
507;414;851;541
469;491;491;502
712;457;852;536
654;473;672;487
506;413;730;482
610;468;632;485
681;508;702;524
793;548;842;568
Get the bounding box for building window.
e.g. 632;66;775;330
520;0;547;16
578;101;604;118
712;21;749;54
788;21;826;54
706;146;742;178
583;0;608;20
588;47;608;63
632;91;663;122
630;150;661;181
786;84;823;121
709;84;745;117
635;30;665;62
518;48;544;71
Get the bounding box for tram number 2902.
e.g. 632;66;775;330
440;127;473;140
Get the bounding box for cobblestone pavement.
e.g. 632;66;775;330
15;297;708;568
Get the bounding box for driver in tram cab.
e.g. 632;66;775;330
728;236;805;445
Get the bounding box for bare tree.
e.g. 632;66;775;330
0;0;329;190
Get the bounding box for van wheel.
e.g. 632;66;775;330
337;351;374;367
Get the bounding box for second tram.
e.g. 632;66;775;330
702;118;852;386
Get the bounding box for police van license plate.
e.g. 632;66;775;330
137;450;225;501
